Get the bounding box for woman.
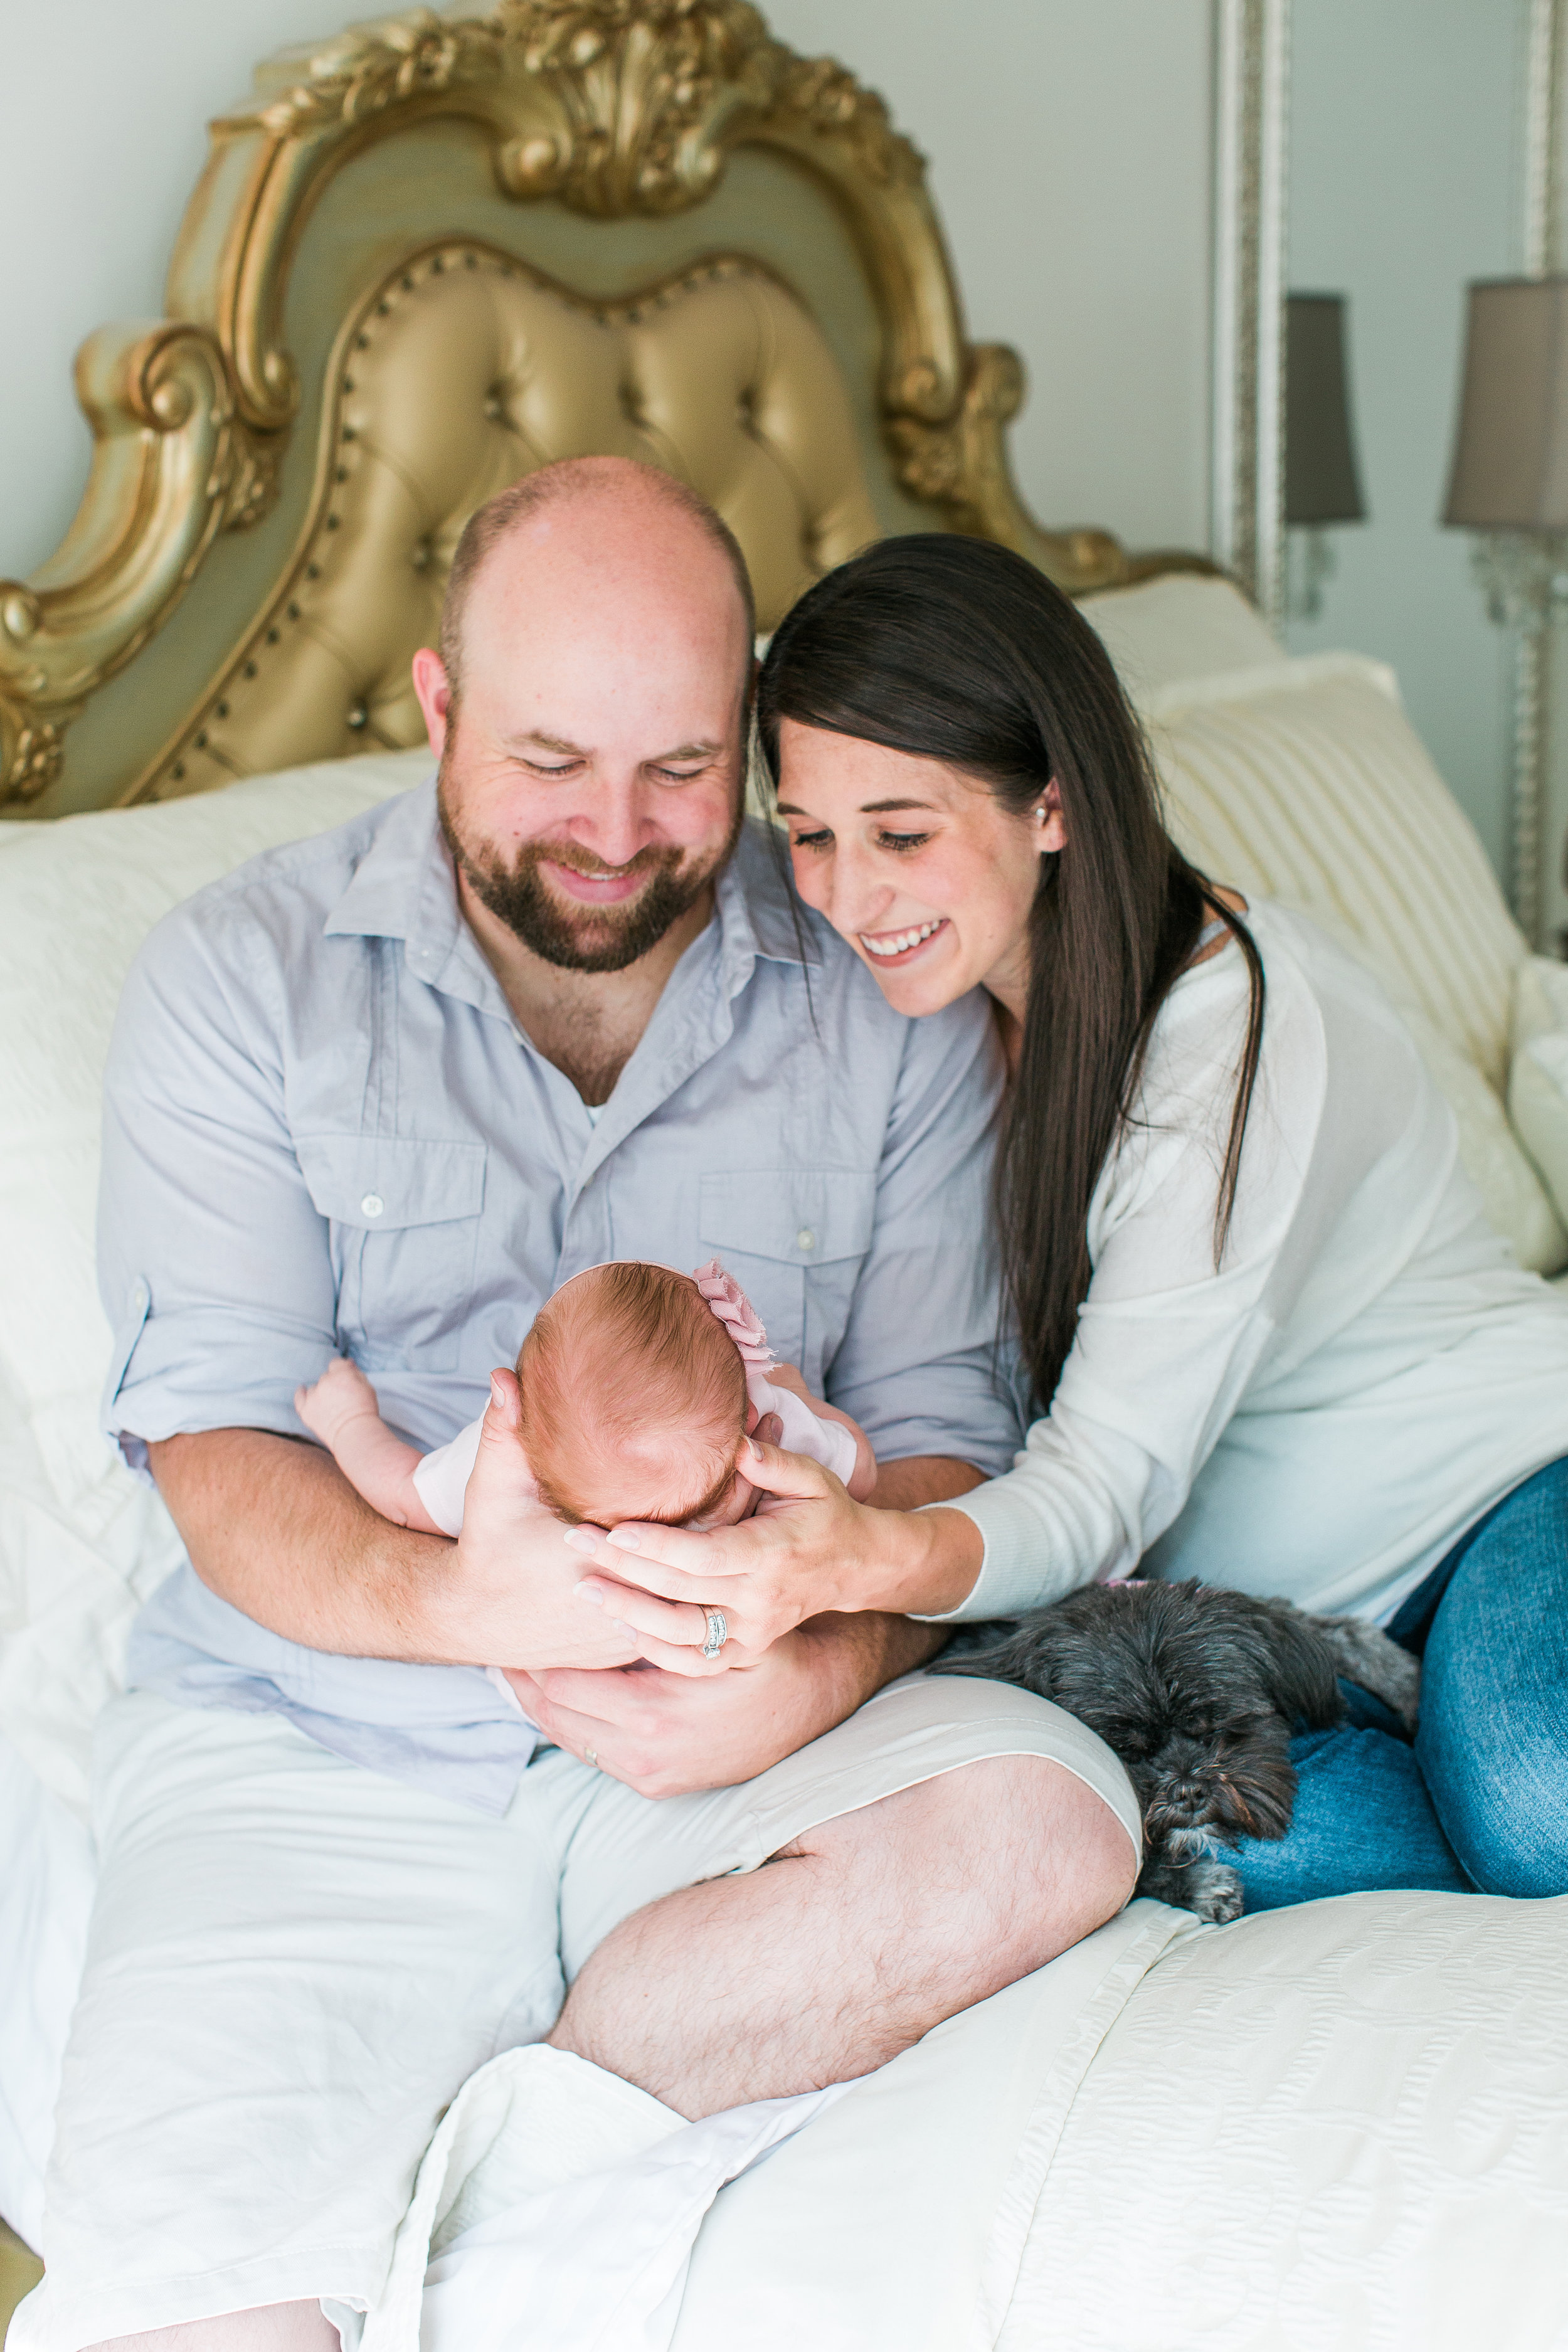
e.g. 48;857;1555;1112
574;534;1568;1907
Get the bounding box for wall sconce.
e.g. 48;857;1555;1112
1285;293;1366;621
1444;276;1568;947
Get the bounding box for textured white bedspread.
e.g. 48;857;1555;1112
6;1725;1567;2349
679;1889;1568;2352
347;1902;1199;2352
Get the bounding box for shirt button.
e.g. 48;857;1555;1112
361;1193;384;1219
796;1227;816;1252
131;1278;150;1312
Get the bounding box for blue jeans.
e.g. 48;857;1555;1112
1232;1454;1568;1910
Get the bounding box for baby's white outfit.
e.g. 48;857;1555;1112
411;1414;489;1538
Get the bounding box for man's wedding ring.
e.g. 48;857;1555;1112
701;1608;728;1660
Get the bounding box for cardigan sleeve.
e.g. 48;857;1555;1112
917;943;1396;1619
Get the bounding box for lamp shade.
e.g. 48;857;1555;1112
1285;293;1366;526
1444;277;1568;529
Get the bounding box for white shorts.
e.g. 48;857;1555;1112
15;1673;1138;2351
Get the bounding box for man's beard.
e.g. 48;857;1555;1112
438;756;739;974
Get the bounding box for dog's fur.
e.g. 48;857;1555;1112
934;1579;1420;1922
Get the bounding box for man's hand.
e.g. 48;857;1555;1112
506;1610;945;1798
147;1368;638;1672
432;1368;642;1668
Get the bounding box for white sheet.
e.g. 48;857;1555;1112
8;1715;1568;2349
357;2052;848;2352
353;1904;1200;2352
0;1736;95;2252
999;1888;1568;2351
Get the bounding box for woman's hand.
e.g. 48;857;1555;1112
563;1435;984;1671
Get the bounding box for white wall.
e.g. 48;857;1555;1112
1;0;351;581
0;0;1215;585
763;0;1214;554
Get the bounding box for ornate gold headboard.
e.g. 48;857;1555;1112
0;2;1205;819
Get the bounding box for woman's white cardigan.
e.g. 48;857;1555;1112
936;904;1568;1626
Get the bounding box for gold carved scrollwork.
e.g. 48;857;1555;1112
245;11;504;134
494;2;918;215
7;0;1152;813
0;322;279;808
889;346;1126;590
497;0;779;213
3;721;66;807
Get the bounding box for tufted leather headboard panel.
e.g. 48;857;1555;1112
146;245;879;800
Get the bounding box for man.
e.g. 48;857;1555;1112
20;462;1136;2352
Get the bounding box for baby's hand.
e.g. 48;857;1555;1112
758;1363;877;1502
295;1355;382;1448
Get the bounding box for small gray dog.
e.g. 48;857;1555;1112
934;1579;1419;1922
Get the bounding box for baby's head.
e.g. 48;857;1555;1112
517;1263;749;1527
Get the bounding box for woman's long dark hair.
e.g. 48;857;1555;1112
757;534;1265;1417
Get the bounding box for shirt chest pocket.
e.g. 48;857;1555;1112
296;1135;487;1374
698;1171;876;1390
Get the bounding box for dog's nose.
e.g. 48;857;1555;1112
1168;1777;1208;1820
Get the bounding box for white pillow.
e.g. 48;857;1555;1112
0;749;427;1814
1079;573;1281;701
1136;655;1564;1275
1511;955;1568;1227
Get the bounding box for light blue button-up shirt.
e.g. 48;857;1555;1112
102;781;1019;1809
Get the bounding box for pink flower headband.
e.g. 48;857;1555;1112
693;1256;778;1414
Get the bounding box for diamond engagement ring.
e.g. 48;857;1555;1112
701;1608;728;1660
585;1748;598;1768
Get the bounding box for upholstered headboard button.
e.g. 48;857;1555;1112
147;244;880;797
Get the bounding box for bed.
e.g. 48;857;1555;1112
3;5;1567;2344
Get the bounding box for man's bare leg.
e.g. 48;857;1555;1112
549;1756;1138;2118
85;1765;1130;2344
86;2301;339;2351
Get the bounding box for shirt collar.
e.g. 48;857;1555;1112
322;780;821;997
322;779;510;1018
323;776;444;946
714;817;822;980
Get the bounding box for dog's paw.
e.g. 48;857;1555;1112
1186;1858;1245;1922
1137;1851;1245;1923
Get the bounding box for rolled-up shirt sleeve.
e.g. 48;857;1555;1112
824;993;1022;1476
99;901;337;1470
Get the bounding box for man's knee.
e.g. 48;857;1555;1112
781;1754;1139;1978
84;2301;340;2352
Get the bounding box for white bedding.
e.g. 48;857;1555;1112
0;1739;93;2255
354;1901;1203;2352
4;586;1568;2342
10;1771;1560;2352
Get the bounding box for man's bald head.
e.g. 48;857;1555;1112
438;457;756;709
413;455;755;979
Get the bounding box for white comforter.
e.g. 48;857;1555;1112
6;1738;1565;2351
4;750;1567;2346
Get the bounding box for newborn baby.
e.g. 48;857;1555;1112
295;1258;877;1540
